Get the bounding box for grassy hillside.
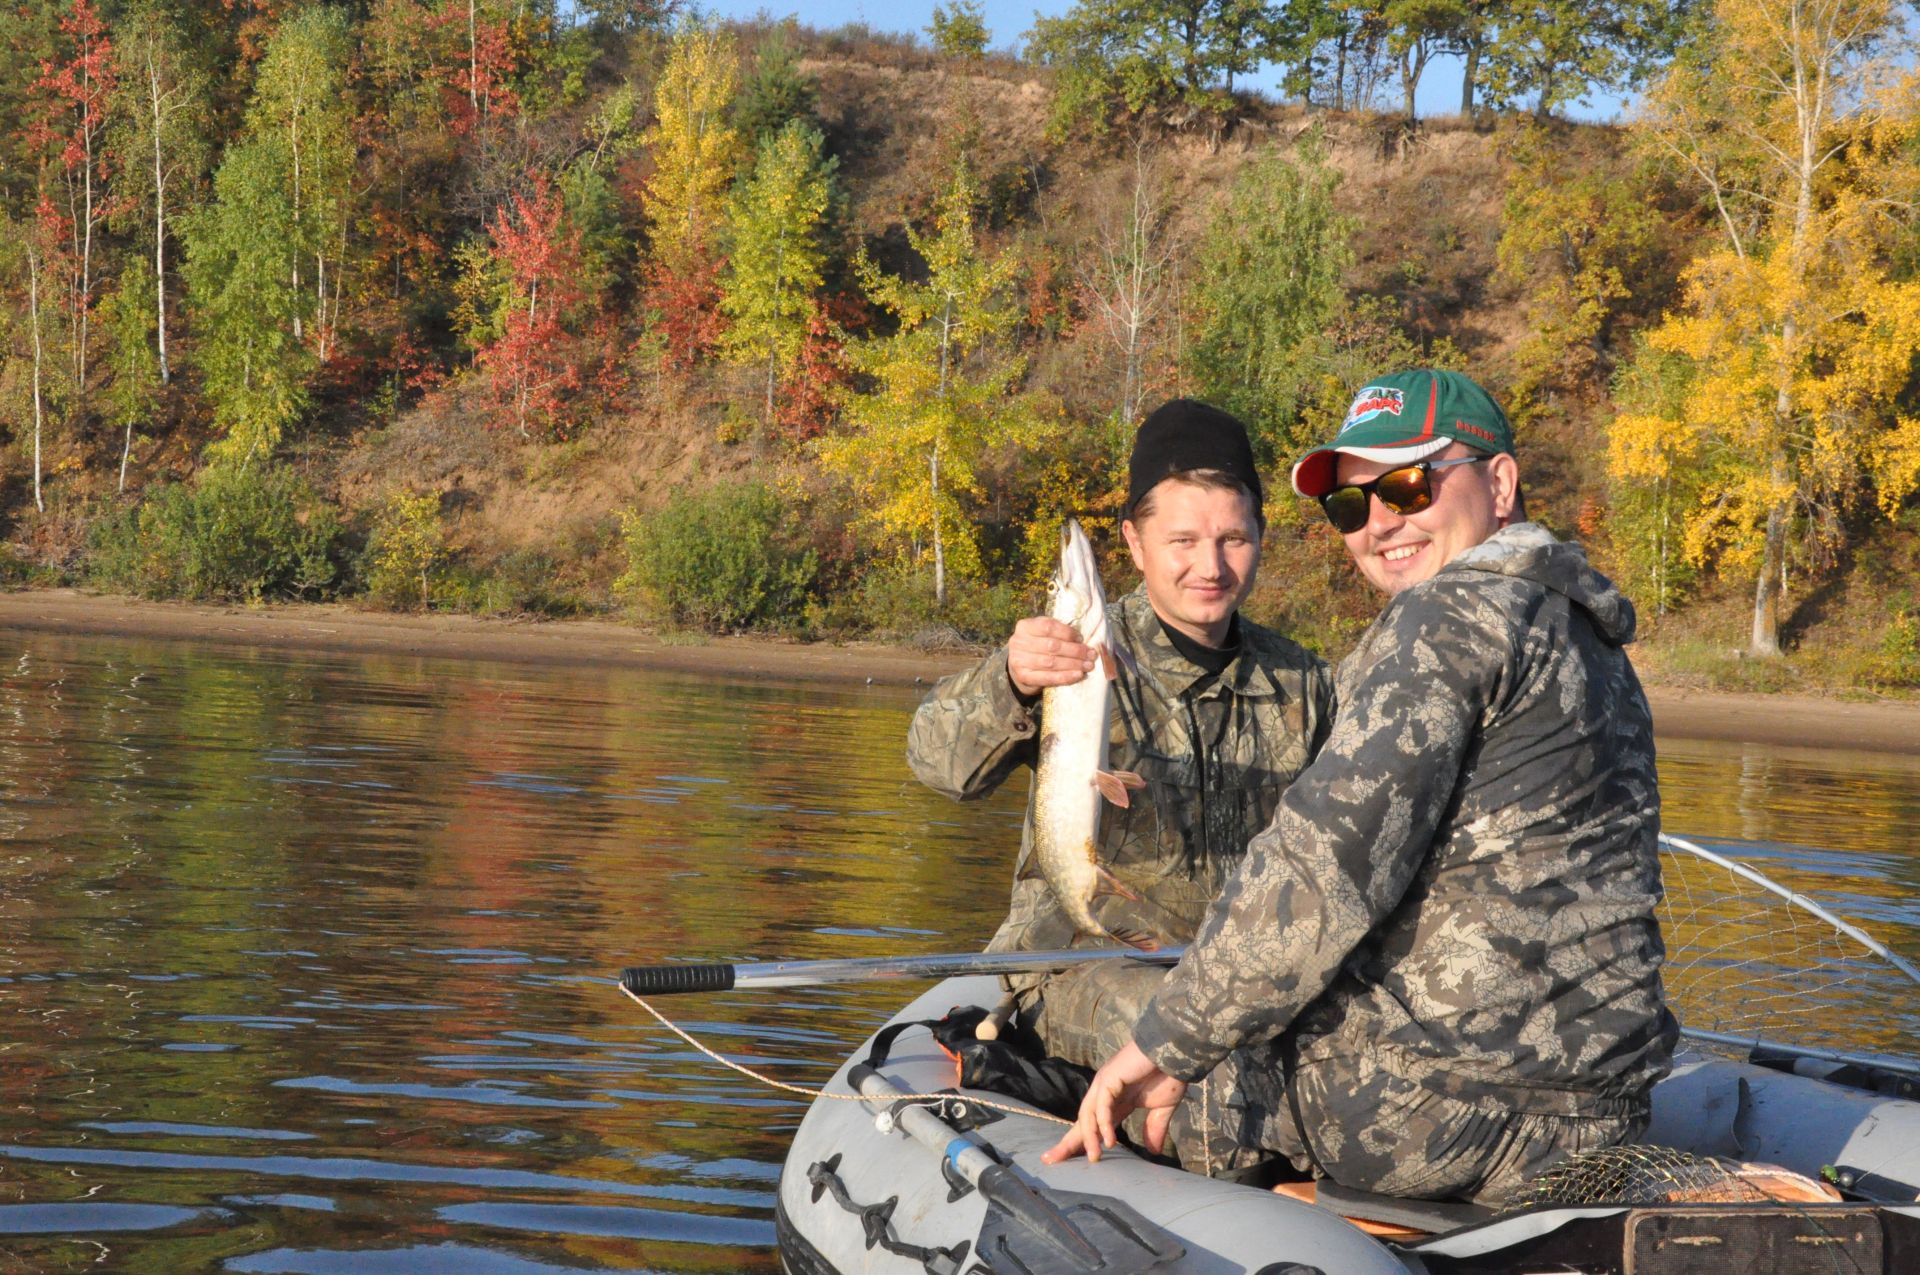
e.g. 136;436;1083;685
1;13;1915;697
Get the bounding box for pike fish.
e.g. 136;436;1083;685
1033;519;1152;950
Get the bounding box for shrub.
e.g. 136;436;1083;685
86;462;343;602
807;562;1027;644
617;481;817;630
364;491;445;610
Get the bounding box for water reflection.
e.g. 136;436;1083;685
0;633;1915;1272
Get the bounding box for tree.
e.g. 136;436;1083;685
1077;137;1180;451
183;134;311;460
1386;0;1462;119
930;1;991;59
640;22;739;370
246;5;355;361
102;259;158;491
1185;134;1355;465
1027;0;1287;136
720;119;834;443
477;172;582;437
1619;0;1920;656
28;0;116;401
108;3;211;389
815;163;1028;608
733;24;816;149
1298;0;1400;111
1495;121;1669;413
1478;0;1678;118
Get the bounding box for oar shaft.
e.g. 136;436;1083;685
619;945;1182;996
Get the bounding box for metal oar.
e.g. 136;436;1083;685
619;945;1178;996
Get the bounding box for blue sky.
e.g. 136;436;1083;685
693;1;1631;122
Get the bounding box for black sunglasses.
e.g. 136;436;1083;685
1319;456;1487;534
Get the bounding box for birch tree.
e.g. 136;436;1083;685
815;163;1027;608
719;119;833;445
1618;0;1920;656
109;4;211;390
29;0;115;402
1077;137;1180;450
247;5;355;360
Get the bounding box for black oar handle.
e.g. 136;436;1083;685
620;963;736;995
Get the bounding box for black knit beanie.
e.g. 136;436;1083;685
1125;399;1264;522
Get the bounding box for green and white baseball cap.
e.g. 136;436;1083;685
1291;369;1513;499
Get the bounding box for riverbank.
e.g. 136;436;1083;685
5;588;1919;755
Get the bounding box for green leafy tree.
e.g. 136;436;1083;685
1185;135;1354;465
930;1;990;59
562;82;642;302
1027;0;1288;136
816;163;1029;608
101;262;158;491
183;134;311;461
732;25;817;150
720;119;835;442
246;5;355;361
1479;0;1678;117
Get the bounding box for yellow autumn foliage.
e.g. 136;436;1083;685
1611;0;1920;649
640;24;739;274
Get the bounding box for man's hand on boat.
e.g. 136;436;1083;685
1041;1040;1186;1165
1007;617;1097;698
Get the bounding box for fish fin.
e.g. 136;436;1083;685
1108;927;1161;953
1097;643;1119;682
1093;864;1142;903
1095;769;1147;808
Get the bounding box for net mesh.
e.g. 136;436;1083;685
1502;1145;1836;1212
1656;838;1914;1056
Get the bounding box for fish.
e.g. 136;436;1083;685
1033;518;1153;950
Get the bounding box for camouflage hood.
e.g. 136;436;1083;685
1443;521;1636;646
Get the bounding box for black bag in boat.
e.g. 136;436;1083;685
863;1004;1094;1121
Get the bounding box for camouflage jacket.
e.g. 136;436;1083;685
907;586;1334;955
1132;524;1678;1116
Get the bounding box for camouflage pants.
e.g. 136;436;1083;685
1022;959;1649;1203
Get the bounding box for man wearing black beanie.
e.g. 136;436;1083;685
907;398;1333;1171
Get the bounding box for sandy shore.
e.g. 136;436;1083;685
5;588;1919;756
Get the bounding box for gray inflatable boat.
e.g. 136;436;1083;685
766;838;1920;1274
773;972;1920;1275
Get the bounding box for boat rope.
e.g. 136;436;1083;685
619;984;1073;1125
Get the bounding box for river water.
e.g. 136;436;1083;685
2;632;1917;1273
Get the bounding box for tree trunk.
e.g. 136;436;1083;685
1333;29;1348;112
469;0;479;109
1460;41;1479;115
28;249;45;514
150;42;170;385
930;440;946;609
1750;490;1786;656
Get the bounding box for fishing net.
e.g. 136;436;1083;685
1656;836;1920;1057
1501;1145;1839;1212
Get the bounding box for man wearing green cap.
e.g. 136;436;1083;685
1045;369;1677;1205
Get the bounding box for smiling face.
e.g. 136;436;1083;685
1337;443;1520;595
1121;477;1262;647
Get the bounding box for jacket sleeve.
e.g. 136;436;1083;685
1131;585;1506;1082
905;648;1042;801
